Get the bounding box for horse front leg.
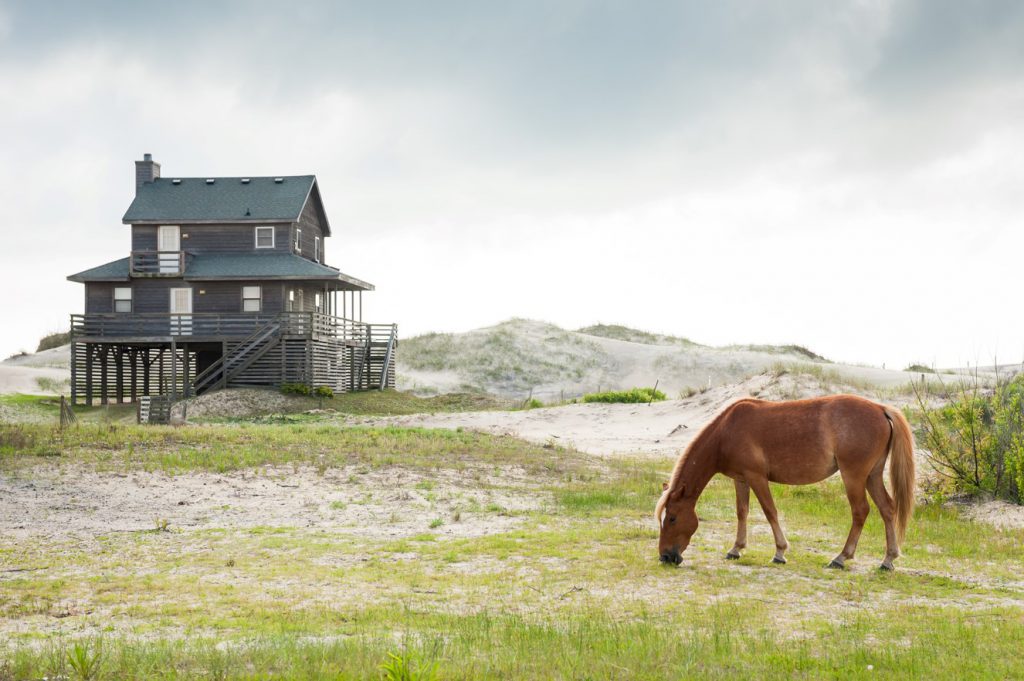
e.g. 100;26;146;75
829;472;870;569
748;476;789;564
726;479;750;560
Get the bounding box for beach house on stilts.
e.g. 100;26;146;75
67;154;396;410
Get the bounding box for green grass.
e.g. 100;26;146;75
1;422;1022;679
582;387;667;404
0;422;596;476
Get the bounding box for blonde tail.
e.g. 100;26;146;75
884;406;916;544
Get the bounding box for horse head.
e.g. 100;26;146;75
656;480;698;565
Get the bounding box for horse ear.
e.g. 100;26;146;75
669;483;685;501
662;481;669;491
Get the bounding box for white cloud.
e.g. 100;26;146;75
0;2;1022;369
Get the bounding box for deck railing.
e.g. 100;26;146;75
130;250;187;276
71;312;370;342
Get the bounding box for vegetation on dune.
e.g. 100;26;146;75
576;323;698;347
400;320;607;393
905;363;936;374
729;343;828;361
582;387;667;404
913;371;1024;504
769;362;882;395
35;330;71;353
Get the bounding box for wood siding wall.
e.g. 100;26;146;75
132;224;292;253
295;197;326;263
86;280;286;314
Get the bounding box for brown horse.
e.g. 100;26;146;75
656;394;915;570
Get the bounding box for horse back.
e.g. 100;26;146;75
717;395;891;484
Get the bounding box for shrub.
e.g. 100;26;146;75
583;387;667;404
906;364;935;374
379;652;439;681
912;370;1024;504
523;398;543;409
280;383;311;396
37;331;71;353
314;386;334;399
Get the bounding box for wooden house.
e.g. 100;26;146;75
67;154;397;406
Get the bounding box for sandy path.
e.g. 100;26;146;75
342;375;777;458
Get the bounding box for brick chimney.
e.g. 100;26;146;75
135;153;161;192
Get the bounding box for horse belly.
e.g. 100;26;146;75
768;456;839;485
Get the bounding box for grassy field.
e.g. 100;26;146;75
1;413;1023;679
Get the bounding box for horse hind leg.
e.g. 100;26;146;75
866;469;900;570
748;476;789;564
726;480;750;560
829;471;870;569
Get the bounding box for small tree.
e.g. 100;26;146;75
912;366;1024;504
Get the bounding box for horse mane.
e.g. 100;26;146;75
655;398;754;526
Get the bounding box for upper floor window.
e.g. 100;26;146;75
314;236;320;262
294;227;302;253
255;226;275;249
242;286;262;312
114;287;132;313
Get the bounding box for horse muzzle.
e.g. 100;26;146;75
660;548;682;565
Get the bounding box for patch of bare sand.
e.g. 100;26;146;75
957;499;1024;531
337;373;911;459
0;465;542;544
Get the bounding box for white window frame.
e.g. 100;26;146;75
113;287;132;313
242;285;262;312
254;226;275;249
314;236;320;262
294;227;302;253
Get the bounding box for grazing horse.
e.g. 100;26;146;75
656;395;915;570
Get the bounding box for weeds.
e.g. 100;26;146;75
379;651;440;681
66;641;103;681
583;387;666;404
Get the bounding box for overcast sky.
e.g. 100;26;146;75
0;1;1022;368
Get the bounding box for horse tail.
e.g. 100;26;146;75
883;405;916;544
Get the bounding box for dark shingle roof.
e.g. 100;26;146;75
123;176;320;227
67;253;373;290
67;257;131;282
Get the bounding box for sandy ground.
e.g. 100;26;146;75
0;464;542;545
341;372;901;458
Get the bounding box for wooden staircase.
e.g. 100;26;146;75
354;324;398;390
191;318;283;395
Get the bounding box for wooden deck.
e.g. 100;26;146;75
70;312;397;405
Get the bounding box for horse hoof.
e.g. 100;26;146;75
771;556;787;565
725;552;740;560
879;563;894;572
826;559;845;570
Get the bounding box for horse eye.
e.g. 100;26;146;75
669;516;676;524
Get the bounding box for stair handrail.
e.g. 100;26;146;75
192;316;282;393
378;324;398;390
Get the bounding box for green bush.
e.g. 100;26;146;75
36;331;71;352
314;386;334;399
280;383;311;396
905;364;935;374
582;387;667;404
913;372;1024;504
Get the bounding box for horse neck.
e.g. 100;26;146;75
676;430;720;500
